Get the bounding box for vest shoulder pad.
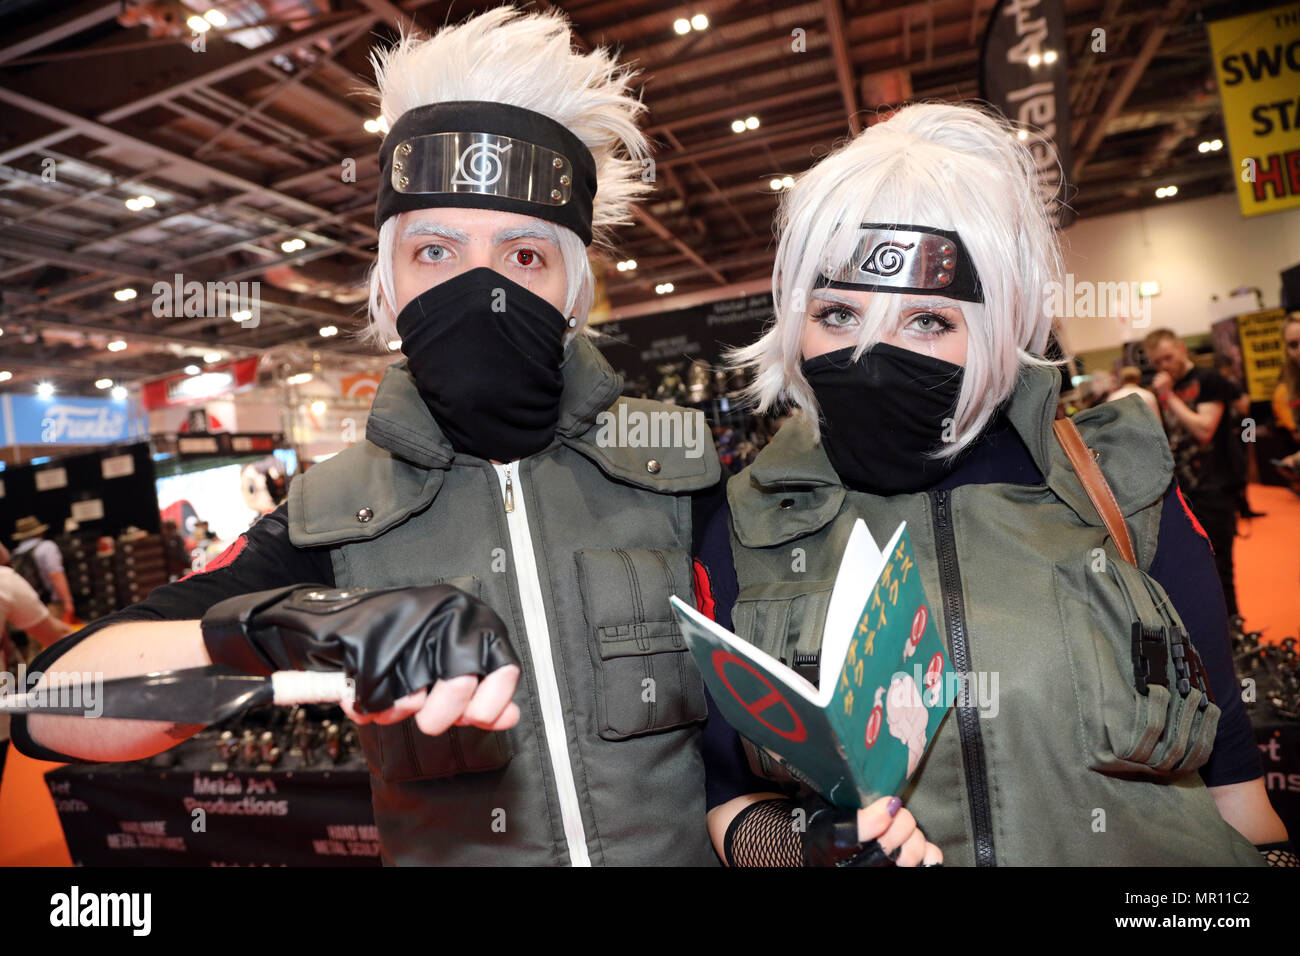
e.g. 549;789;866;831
563;396;721;493
287;440;444;548
1049;394;1173;523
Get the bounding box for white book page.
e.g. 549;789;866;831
818;520;907;690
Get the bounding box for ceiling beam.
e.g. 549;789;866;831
0;0;122;66
822;0;862;135
1073;0;1189;180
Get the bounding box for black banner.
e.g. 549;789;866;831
980;0;1075;228
48;766;380;867
591;293;773;399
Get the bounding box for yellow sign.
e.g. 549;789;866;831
1238;309;1288;402
1207;4;1300;216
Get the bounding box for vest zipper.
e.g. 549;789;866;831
493;461;591;866
929;488;996;867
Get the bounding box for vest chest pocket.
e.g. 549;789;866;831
355;575;513;783
728;580;833;783
574;548;707;740
1052;559;1220;777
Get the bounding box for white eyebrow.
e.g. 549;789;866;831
897;295;965;310
808;289;861;309
399;219;559;246
494;223;559;245
401;219;469;242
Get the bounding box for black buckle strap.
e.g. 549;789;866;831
1131;622;1169;696
1181;627;1215;711
1168;626;1193;697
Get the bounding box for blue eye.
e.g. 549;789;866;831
906;311;957;336
812;306;858;329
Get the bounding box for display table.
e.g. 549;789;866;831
42;719;1300;866
47;764;379;867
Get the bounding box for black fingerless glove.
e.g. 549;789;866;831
722;794;895;867
200;584;517;713
799;794;894;868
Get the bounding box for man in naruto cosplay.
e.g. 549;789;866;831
17;7;720;866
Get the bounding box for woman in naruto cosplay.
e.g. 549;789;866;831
696;102;1293;866
17;8;723;867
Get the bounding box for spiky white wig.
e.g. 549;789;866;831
363;6;649;348
730;102;1064;458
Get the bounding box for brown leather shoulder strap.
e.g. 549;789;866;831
1051;415;1138;565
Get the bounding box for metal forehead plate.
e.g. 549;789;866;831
822;227;960;290
391;131;572;206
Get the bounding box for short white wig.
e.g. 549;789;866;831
363;6;649;348
731;102;1064;458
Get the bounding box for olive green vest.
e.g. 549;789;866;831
287;337;720;866
726;363;1263;866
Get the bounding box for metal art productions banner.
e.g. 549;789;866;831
592;293;774;394
979;0;1074;228
48;767;380;867
1208;3;1300;217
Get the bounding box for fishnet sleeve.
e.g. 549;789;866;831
1259;842;1299;867
723;798;805;867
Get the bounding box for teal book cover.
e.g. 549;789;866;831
670;519;954;808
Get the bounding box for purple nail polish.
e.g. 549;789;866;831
886;796;902;817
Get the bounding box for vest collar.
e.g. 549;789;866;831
1001;361;1063;479
364;334;625;467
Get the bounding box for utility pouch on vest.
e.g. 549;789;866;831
1052;417;1220;777
574;547;708;740
729;579;834;783
1059;549;1220;777
354;575;514;783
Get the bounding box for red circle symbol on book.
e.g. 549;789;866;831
711;649;808;743
865;703;883;748
924;652;944;691
909;606;928;650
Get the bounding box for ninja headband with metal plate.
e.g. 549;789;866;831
376;101;598;244
816;223;984;303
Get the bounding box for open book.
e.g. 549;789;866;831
670;519;954;808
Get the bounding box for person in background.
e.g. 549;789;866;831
1105;365;1160;421
159;520;190;582
1215;359;1263;520
0;540;74;782
9;516;75;625
1144;329;1245;622
1274;314;1300;445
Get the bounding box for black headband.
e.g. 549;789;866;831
815;223;984;303
375;101;598;244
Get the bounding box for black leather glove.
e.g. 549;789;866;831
200;584;518;714
800;794;894;868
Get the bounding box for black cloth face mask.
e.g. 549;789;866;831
396;266;567;462
801;342;965;495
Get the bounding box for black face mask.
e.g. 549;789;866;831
801;342;965;495
396;267;567;462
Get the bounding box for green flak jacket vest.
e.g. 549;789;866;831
726;362;1264;867
286;336;721;866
